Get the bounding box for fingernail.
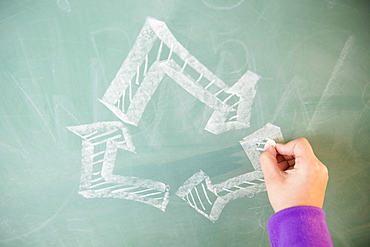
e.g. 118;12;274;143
264;138;276;151
263;142;271;151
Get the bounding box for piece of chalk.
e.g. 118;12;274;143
264;138;276;150
266;138;276;146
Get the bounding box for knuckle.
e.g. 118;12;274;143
313;161;329;179
322;164;328;173
297;137;309;145
321;164;329;177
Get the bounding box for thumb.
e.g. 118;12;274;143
259;145;282;181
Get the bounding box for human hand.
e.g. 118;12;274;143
259;138;329;213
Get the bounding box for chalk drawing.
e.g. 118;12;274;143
99;17;261;135
176;123;283;222
66;121;170;211
67;18;283;220
240;123;284;171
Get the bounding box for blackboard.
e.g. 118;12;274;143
1;1;369;246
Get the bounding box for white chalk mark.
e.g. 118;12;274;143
87;128;117;141
205;80;215;90
189;191;197;209
194;187;206;210
229;100;242;110
82;131;98;139
206;71;261;134
111;186;139;193
176;169;267;222
136;64;140;85
163;60;230;110
222;188;233;193
214;88;224;97
91;177;104;183
240;123;284;170
129;80;132;103
89;181;112;189
196;73;203;83
117;99;121;110
100;17;261;135
91;159;104;165
132;188;155;194
186;194;193;207
167;43;173;61
229;115;239;121
157;40;163;61
181;60;187;73
243;182;257;186
202;183;213;205
222;94;235;103
91;134;122;146
140;191;163;198
67;121;170;211
306;35;355;132
121;89;126;112
116;140;127;145
144;54;148;76
92;150;105;158
90;184;124;190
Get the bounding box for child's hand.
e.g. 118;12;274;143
260;138;329;212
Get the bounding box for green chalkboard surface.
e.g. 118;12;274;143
1;1;369;246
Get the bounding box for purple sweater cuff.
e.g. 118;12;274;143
267;206;333;247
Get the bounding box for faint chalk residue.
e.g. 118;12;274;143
202;0;244;10
326;0;337;9
362;83;370;109
57;0;71;12
306;35;355;133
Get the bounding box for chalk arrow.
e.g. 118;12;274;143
67;121;170;211
99;17;261;135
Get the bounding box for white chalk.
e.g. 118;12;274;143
264;138;276;150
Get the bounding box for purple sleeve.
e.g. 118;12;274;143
267;206;333;247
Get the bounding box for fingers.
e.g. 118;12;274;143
275;138;315;159
260;145;282;181
276;154;295;170
260;138;318;179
